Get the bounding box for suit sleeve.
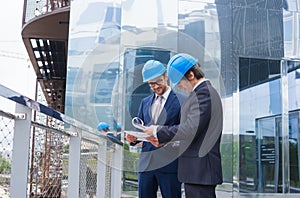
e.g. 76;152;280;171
157;88;211;145
129;99;144;146
137;99;144;120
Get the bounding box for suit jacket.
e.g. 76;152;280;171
157;81;223;185
136;90;185;173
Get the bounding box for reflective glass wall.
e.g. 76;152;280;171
65;0;300;196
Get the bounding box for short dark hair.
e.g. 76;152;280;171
103;128;109;132
184;63;205;79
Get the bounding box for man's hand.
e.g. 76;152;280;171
125;134;138;143
143;125;157;136
146;136;165;147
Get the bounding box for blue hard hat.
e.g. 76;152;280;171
167;53;198;85
142;60;166;82
97;122;110;131
116;123;122;130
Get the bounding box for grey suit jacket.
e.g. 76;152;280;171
157;80;223;185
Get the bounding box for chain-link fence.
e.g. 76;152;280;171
80;140;99;198
0;110;14;198
28;116;69;198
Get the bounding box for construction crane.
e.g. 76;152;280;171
0;50;29;60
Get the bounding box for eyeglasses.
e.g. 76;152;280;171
148;78;164;87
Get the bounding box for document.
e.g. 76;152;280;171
125;130;149;141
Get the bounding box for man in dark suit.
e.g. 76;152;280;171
144;53;223;198
126;60;185;198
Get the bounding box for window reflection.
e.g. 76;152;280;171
92;63;119;103
239;58;281;90
64;0;300;195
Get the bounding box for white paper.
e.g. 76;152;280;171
125;130;149;141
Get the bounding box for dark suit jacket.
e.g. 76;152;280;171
157;81;223;185
136;90;185;173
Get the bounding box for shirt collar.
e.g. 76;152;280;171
193;78;207;91
156;86;171;100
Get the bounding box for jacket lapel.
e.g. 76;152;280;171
161;90;174;113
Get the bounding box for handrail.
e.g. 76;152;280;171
0;109;16;119
31;121;75;136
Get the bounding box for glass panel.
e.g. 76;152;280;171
256;117;280;193
287;60;300;193
66;0;122;128
178;0;222;91
289;112;300;192
236;0;291;195
239;133;257;192
239;72;282;194
239;58;300;194
239;58;281;90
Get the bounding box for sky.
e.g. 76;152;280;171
0;0;36;112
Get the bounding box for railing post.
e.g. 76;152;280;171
96;140;107;198
67;126;82;198
110;144;123;198
10;103;32;198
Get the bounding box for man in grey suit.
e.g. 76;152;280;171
144;53;223;198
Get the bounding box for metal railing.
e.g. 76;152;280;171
0;84;123;198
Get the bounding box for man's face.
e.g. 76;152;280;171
148;75;168;95
100;128;109;134
177;78;193;93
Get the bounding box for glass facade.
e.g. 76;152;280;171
65;0;300;196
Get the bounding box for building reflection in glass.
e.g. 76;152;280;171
65;0;300;196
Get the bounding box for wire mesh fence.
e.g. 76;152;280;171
80;140;99;198
0;112;14;198
28;115;70;198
